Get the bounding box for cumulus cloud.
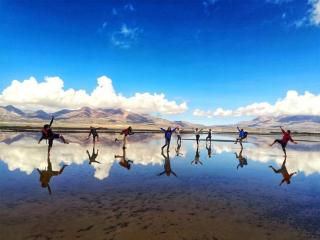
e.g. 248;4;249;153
193;90;320;118
0;75;187;114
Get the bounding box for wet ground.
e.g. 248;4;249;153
0;132;320;240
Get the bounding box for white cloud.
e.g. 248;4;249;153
294;0;320;27
0;75;187;114
213;139;320;176
0;134;170;180
193;90;320;118
111;23;142;48
310;0;320;25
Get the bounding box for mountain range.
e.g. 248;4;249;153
0;105;201;129
1;105;320;132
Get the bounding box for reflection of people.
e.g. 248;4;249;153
193;128;203;145
38;116;69;151
86;145;100;164
191;146;202;165
234;146;247;169
269;156;297;185
36;152;68;195
158;151;177;177
115;147;133;170
87;126;99;143
206;129;213;142
234;126;248;147
206;140;212;158
175;141;183;157
270;126;298;156
160;127;176;152
175;127;182;144
115;126;134;148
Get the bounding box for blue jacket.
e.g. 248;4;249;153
161;128;176;140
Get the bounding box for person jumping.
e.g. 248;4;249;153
160;127;176;152
234;126;248;147
206;129;213;142
269;126;298;156
38;116;69;152
193;128;203;145
87;126;99;143
115;126;134;148
175;127;182;144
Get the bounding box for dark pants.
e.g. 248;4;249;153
162;138;171;151
196;135;200;145
274;139;287;154
48;133;60;148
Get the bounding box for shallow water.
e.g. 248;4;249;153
0;132;320;240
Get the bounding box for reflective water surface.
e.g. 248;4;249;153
1;132;320;240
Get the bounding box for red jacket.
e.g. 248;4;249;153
282;129;293;144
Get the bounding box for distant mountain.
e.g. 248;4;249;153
27;110;52;119
2;105;25;116
0;105;201;128
0;106;23;120
238;115;320;132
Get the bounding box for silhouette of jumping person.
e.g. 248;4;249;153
86;145;100;164
270;126;298;156
234;146;247;169
38;116;69;151
206;140;212;158
87;126;99;143
193;128;203;145
158;151;177;177
115;126;134;148
206;129;213;142
234;126;248;147
115;147;133;170
36;152;68;195
160;127;176;152
191;146;202;165
269;156;297;185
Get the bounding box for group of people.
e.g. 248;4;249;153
36;116;299;192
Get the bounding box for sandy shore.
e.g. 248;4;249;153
1;181;318;240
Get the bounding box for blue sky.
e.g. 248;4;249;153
0;0;319;124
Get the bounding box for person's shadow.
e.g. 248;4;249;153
36;151;68;195
86;143;100;165
158;150;177;177
206;141;213;158
115;147;133;170
234;146;247;170
269;156;297;186
191;146;203;165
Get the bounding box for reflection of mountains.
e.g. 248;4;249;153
0;134;186;180
213;136;320;176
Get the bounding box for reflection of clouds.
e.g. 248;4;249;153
0;134;181;180
213;139;320;176
1;133;319;178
